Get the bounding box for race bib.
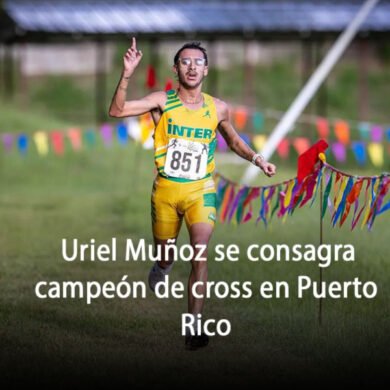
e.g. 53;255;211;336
164;138;209;180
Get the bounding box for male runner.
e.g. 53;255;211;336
109;38;276;350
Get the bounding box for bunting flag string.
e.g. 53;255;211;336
1;106;389;167
229;105;389;143
214;162;390;231
227;105;390;167
0;116;155;156
1;116;388;230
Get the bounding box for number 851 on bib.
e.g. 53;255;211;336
164;138;209;180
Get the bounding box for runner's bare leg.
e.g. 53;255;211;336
188;223;213;314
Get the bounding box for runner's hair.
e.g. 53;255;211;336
174;42;208;66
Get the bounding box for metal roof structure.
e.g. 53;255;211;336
1;0;390;42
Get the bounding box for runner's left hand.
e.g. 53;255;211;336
259;161;276;177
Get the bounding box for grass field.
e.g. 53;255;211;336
0;140;389;385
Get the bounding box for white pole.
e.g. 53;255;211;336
242;0;380;184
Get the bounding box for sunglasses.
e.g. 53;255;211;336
178;57;206;66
